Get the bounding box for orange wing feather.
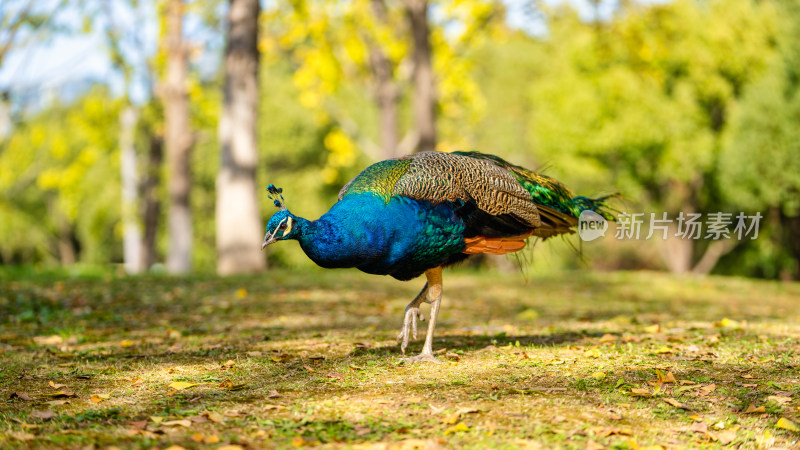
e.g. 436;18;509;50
463;232;533;255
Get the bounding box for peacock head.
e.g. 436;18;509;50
262;185;300;249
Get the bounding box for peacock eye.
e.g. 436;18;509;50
279;223;287;230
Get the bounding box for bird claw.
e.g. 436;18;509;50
399;352;442;364
397;307;424;354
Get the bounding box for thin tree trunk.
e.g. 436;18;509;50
405;0;437;153
162;0;193;273
120;106;143;273
140;133;163;270
216;0;265;274
369;0;400;159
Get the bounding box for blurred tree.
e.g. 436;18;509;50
216;0;265;274
405;0;436;152
0;88;122;264
530;0;777;274
160;0;194;274
720;0;800;279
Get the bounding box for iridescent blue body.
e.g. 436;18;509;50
268;193;468;280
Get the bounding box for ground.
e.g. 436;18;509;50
2;268;800;449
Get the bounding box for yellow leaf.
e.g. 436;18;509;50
584;349;601;358
120;340;134;347
150;416;164;424
442;413;460;425
776;418;799;432
598;334;617;343
592;371;606;380
48;381;67;389
204;435;221;444
630;388;651;397
714;318;742;328
162;419;192;427
236;288;247;298
655;346;675;354
656;370;677;383
644;324;660;333
205;411;224;423
745;404;766;414
663;398;686;409
91;394;110;403
444;422;470;435
168;382;199;391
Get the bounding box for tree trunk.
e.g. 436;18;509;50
162;0;193;274
216;0;265;275
120;106;143;273
369;0;400;159
405;0;437;153
140;133;163;270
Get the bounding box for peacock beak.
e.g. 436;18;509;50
261;231;277;250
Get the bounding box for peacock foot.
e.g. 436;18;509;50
397;307;425;354
399;352;442;364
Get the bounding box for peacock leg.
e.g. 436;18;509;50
400;267;443;364
397;282;429;354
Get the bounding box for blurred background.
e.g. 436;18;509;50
1;0;798;279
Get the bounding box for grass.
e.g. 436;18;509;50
2;268;800;448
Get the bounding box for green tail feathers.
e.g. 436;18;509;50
452;151;616;221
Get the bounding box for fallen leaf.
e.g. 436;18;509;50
678;379;696;385
10;392;33;401
222;360;235;369
584;349;601;358
303;365;316;373
664;398;687;409
263;404;286;410
630;388;651;397
128;420;147;429
267;389;282;399
30;410;56;421
33;335;63;346
442;413;460;425
162;419;192;427
644;324;661;333
204;435;221;444
48;381;66;389
246;351;263;356
205;411;225;423
9;432;36;441
714;318;742;328
164;446;186;450
690;422;709;433
656;370;677;383
150;416;164;424
768;395;792;405
655;346;675;354
90;393;107;403
741;374;756;379
46;400;69;406
168;381;199;391
717;429;737;444
745;404;766;413
776;417;800;432
592;371;606;380
700;383;716;393
327;373;344;381
444;422;470;435
120;339;134;347
601;428;632;437
585;440;605;450
598;334;617;343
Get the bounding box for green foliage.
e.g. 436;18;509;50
0;87;123;264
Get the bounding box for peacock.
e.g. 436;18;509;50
262;151;614;363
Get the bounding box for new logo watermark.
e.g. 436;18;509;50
578;210;608;241
577;211;762;242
